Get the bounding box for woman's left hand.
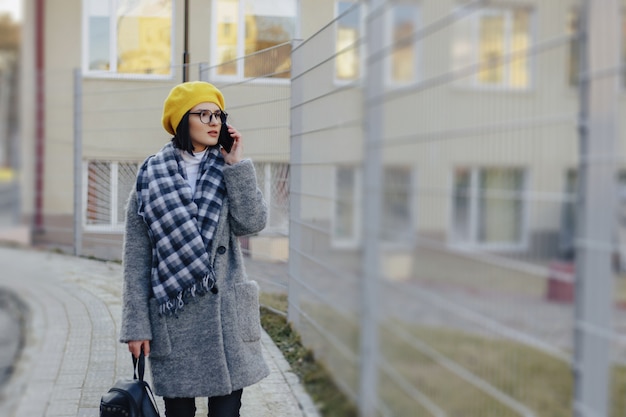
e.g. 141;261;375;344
221;125;243;165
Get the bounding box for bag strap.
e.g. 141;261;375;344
131;351;145;381
130;351;161;416
144;382;161;415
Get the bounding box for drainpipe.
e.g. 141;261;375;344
34;0;45;232
182;0;189;82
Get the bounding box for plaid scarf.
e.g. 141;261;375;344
136;143;225;314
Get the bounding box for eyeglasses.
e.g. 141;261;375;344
188;109;227;124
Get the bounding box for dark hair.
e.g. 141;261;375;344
171;112;195;154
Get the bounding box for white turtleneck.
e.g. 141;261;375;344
181;149;207;196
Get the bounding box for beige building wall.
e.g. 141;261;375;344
18;0;626;255
19;0;298;251
291;0;617;256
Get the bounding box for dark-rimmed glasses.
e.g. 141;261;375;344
188;109;227;124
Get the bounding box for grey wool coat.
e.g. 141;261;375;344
119;158;270;398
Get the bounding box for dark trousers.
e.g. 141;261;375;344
163;389;243;417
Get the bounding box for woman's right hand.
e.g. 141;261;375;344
128;340;150;358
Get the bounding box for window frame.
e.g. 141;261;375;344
384;2;421;88
452;6;535;91
331;165;363;249
381;165;416;247
254;162;290;236
83;160;139;233
566;8;581;87
81;0;176;80
333;0;366;85
448;166;529;251
209;0;298;84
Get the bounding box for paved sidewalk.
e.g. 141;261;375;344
0;245;319;417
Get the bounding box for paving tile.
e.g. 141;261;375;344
0;247;320;417
76;407;100;417
46;401;79;417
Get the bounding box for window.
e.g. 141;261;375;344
213;0;296;79
84;0;173;76
382;166;414;243
559;169;577;258
452;7;532;89
452;167;527;248
386;3;418;85
335;1;362;82
254;162;290;234
85;161;138;230
332;166;361;247
567;10;580;86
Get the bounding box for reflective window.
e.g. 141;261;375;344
567;10;580;85
86;161;138;230
333;166;361;245
453;167;526;248
452;7;531;89
254;162;290;234
214;0;296;79
85;0;172;75
382;166;413;243
388;4;418;85
335;1;362;82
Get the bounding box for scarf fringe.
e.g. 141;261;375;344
159;269;219;316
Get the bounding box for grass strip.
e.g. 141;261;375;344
260;306;358;417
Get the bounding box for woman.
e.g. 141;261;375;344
120;81;270;417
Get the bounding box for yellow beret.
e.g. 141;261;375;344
161;81;226;135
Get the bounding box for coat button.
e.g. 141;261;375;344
217;246;226;254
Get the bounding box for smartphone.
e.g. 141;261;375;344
218;123;234;153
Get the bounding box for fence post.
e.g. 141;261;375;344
8;68;20;224
360;1;385;416
288;38;304;328
574;0;619;415
0;70;8;167
73;69;83;257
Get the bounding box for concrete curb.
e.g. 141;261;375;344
260;330;322;417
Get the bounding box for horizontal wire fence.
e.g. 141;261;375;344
289;0;625;416
200;43;293;300
13;0;626;415
22;46;292;285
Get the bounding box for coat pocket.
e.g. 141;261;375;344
234;281;262;342
148;298;172;358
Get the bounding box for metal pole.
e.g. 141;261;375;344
287;39;304;328
34;0;45;232
574;0;619;415
183;0;190;82
73;69;83;257
9;67;20;224
0;70;9;167
360;1;384;415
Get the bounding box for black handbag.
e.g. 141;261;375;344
100;352;160;417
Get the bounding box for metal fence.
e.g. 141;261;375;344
288;0;623;416
19;0;626;415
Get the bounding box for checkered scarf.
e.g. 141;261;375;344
136;143;225;314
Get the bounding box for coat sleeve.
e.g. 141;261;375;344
119;189;154;343
222;159;268;237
